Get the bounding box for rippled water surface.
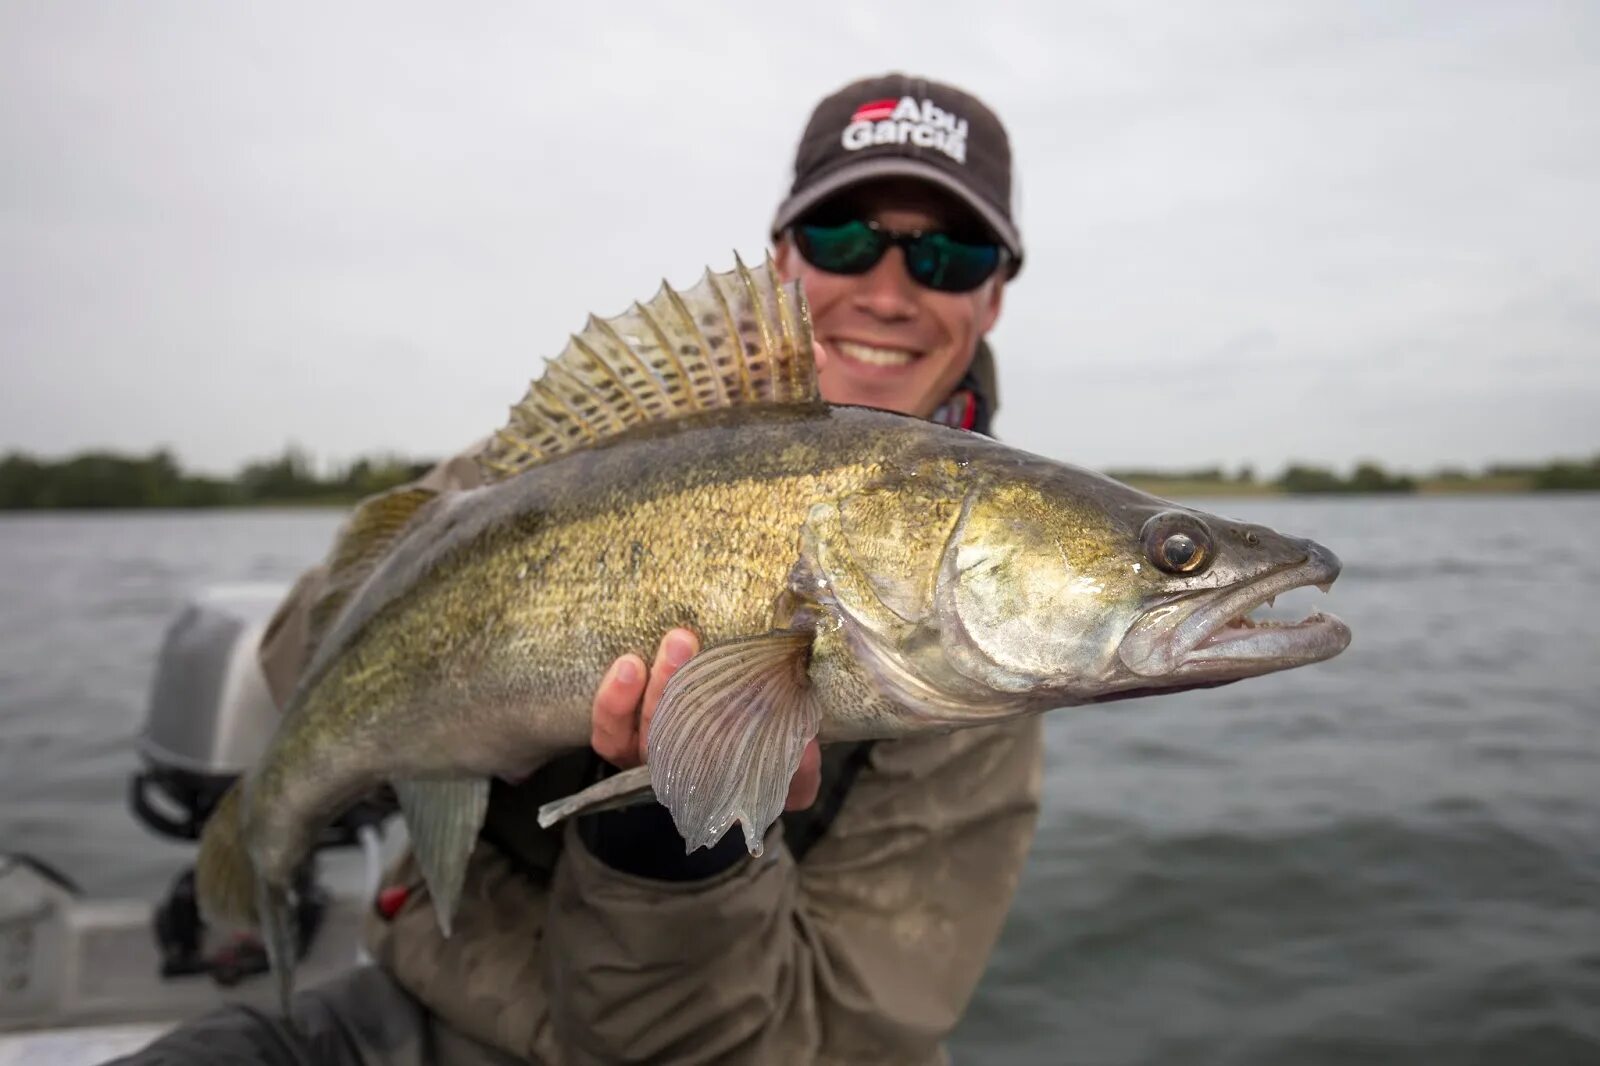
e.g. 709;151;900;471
2;498;1597;1063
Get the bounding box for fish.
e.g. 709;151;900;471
195;255;1351;1013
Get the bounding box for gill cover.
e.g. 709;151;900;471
804;468;1147;706
934;481;1141;694
801;467;967;639
799;464;1031;721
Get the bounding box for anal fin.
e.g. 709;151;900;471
394;777;489;937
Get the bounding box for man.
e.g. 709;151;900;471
112;72;1041;1066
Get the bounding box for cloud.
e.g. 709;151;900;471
1;2;1596;474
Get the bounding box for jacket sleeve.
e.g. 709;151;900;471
541;715;1044;1065
99;965;520;1066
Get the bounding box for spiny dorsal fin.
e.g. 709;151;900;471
478;253;818;483
305;486;438;656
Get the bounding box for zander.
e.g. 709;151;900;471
196;257;1351;1012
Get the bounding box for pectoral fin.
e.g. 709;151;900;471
646;630;819;856
536;764;656;829
393;777;489;936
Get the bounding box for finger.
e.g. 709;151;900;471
638;627;699;757
812;340;828;373
590;654;646;768
784;740;822;811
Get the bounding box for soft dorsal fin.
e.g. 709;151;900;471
305;486;439;657
478;253;819;483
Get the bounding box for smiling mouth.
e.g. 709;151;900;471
1120;542;1352;679
834;340;919;368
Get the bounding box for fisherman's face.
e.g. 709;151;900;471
774;180;1005;419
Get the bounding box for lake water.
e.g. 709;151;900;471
1;498;1597;1063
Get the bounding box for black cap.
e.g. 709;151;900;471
771;73;1022;276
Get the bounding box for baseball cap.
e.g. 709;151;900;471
770;73;1023;277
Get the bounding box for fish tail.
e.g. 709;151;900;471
196;782;304;1017
258;879;299;1017
195;782;259;926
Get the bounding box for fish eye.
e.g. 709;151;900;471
1160;533;1200;570
1141;512;1213;575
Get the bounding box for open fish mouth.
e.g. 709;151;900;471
1120;542;1351;680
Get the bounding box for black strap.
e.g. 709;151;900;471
781;740;876;862
478;750;606;884
480;741;875;882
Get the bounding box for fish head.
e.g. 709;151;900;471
801;450;1350;723
934;457;1351;705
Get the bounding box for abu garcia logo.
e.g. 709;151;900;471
842;97;968;164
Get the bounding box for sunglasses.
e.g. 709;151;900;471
792;218;1005;293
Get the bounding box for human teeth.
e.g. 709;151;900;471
837;341;915;367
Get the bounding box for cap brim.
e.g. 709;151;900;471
770;157;1024;277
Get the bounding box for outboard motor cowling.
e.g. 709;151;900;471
130;585;287;840
126;584;388;984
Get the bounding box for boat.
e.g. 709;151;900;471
0;586;396;1064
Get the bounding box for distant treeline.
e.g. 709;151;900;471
0;447;434;510
3;448;1598;510
1276;463;1417;494
1107;456;1600;494
1471;457;1600;491
1103;462;1418;492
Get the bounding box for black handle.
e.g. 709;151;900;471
130;771;200;841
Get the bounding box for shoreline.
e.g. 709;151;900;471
2;482;1598;514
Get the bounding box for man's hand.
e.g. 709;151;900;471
590;627;822;811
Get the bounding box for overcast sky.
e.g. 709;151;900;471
3;2;1596;476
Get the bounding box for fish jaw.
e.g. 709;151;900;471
1116;539;1351;682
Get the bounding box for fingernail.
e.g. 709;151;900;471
615;657;641;685
665;633;695;668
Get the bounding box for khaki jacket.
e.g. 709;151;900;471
258;438;1043;1066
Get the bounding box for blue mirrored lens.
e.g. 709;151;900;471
796;221;1002;293
906;233;1002;292
796;221;886;274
